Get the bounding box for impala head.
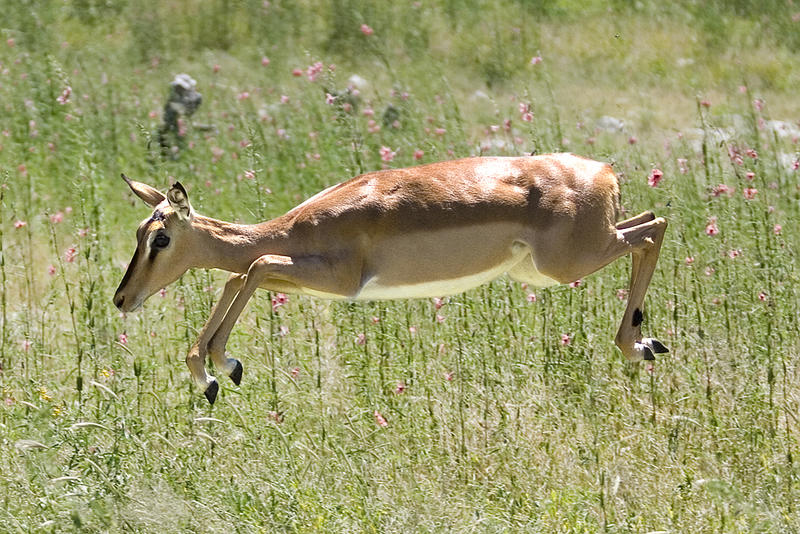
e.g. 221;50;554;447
114;174;196;312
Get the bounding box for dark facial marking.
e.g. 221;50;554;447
148;232;170;261
632;308;644;327
116;247;140;295
148;210;166;223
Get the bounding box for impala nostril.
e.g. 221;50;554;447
114;294;125;310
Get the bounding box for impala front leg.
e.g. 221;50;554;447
204;252;360;404
186;273;246;404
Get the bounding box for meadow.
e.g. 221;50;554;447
2;1;800;531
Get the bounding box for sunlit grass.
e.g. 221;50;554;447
1;1;800;532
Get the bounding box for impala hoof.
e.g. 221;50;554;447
648;339;669;354
229;360;243;386
204;380;219;405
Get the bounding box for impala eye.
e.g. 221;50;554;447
153;234;170;248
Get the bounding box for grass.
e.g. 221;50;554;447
2;0;800;531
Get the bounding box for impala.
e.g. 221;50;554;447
114;153;668;404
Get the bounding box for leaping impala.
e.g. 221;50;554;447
114;153;668;404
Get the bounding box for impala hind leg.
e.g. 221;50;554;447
613;217;669;362
615;211;655;230
185;273;246;404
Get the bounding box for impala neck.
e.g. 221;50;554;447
191;214;288;273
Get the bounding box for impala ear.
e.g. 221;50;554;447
121;173;166;207
167;182;192;220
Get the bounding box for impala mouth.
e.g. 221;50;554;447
114;293;144;313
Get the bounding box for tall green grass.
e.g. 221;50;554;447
1;1;800;531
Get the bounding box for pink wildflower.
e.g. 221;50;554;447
745;148;758;160
616;288;628;301
648;168;664;187
526;293;537;303
21;339;31;351
291;68;303;77
118;333;128;345
774;224;782;235
436;314;446;323
394;382;406;394
379;146;396;162
290;367;300;378
356;333;366;345
753;99;764;112
271;292;288;311
561;333;571;346
306;61;324;82
64;247;77;262
743;187;758;200
705;217;719;236
325;93;335;105
280;95;290;104
413;149;424;160
569;279;581;288
56;86;72;105
677;158;689;174
433;297;445;310
13;220;26;229
374;410;388;427
745;172;755;181
261;56;270;66
685;256;695;265
758;292;767;301
213;64;220;73
530;55;543;65
711;184;731;197
360;24;374;36
444;371;454;381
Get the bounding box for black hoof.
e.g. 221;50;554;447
204;380;219;405
229;360;243;386
643;347;655;361
650;339;669;354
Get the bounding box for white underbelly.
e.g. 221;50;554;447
353;242;558;300
356;263;511;299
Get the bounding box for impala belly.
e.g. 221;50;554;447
350;223;558;300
